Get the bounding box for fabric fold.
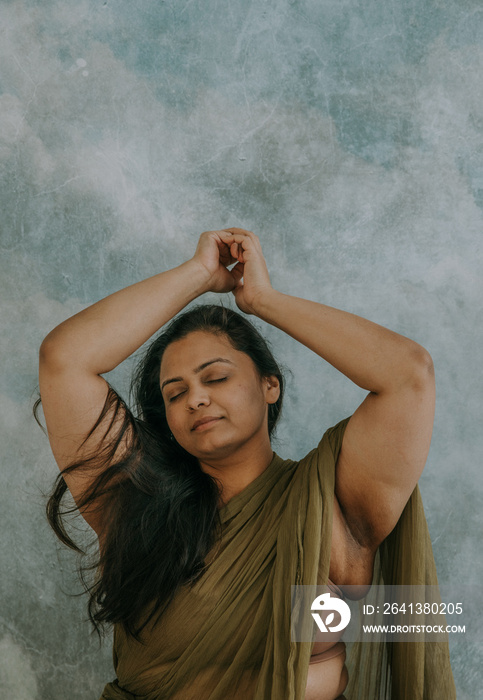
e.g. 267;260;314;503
100;417;455;699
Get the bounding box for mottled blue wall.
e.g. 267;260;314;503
1;1;482;697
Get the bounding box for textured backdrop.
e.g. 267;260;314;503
1;1;482;698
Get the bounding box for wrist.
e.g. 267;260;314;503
251;288;284;321
178;259;213;297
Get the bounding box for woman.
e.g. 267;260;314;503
38;228;455;699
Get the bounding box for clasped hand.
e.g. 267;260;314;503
191;228;273;315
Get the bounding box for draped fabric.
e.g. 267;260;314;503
100;418;456;699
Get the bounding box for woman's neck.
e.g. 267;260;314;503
199;438;274;507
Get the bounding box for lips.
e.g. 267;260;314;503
191;416;223;431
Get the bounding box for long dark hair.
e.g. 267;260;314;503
37;304;285;637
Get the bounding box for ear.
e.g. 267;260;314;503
264;375;281;405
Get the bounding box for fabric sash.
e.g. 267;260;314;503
100;418;456;699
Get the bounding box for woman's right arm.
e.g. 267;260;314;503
39;231;238;533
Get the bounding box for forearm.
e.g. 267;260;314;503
253;290;432;394
40;260;210;375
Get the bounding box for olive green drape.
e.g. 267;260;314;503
100;418;456;699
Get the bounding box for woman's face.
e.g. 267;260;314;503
159;330;280;462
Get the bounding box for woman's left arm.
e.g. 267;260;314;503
221;228;435;550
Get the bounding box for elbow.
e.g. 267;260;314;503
39;334;55;366
407;344;434;391
39;331;71;370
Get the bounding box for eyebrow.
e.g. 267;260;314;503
160;358;235;393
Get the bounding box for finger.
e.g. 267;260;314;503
220;229;260;252
219;244;236;266
222;227;255;236
230;241;245;263
230;262;244;284
215;236;238;265
219;230;265;264
220;229;253;243
220;232;251;253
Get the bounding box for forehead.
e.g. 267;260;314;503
159;330;248;377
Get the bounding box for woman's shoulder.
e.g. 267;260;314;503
289;416;352;470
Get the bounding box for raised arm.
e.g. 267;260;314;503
39;232;240;532
221;228;435;551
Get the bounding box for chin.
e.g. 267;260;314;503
187;436;241;460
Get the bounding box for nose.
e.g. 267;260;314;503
185;385;211;411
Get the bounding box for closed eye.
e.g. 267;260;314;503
168;377;228;402
168;391;185;402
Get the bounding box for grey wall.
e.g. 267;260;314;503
1;1;481;698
